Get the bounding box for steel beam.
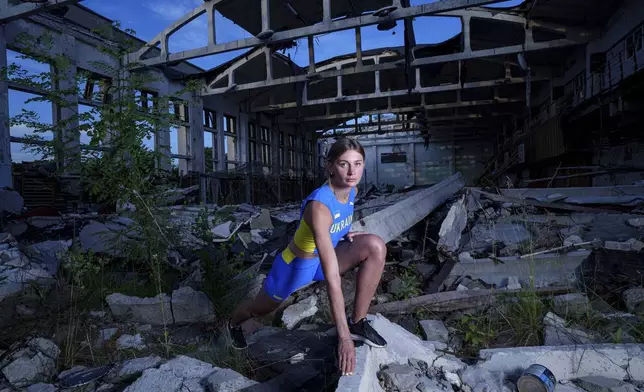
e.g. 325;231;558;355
0;0;79;23
282;99;520;124
251;76;541;112
127;0;505;68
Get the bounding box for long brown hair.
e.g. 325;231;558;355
325;137;365;179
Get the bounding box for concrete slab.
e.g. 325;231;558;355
448;250;591;288
498;185;644;199
351;173;465;243
477;344;644;381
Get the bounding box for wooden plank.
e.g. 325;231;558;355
369;285;575;315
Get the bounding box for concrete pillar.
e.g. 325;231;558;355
216;110;225;171
0;25;12;188
177;103;190;175
190;97;205;173
53;32;79;173
156;84;172;171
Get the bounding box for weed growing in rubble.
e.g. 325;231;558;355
456;313;498;355
500;293;546;346
392;269;422;300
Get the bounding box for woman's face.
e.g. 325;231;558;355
328;149;364;188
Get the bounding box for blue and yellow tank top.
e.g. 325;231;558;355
289;183;356;256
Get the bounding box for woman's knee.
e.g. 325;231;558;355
362;234;387;261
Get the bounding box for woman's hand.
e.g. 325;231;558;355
345;231;369;242
338;337;356;376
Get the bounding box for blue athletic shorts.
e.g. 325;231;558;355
263;248;325;302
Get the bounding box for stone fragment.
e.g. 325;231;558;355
110;355;164;383
543;312;596;346
623;287;644;314
378;364;423;392
211;221;232;239
116;334;146;350
627;218;644;228
26;383;57;392
158;356;216;380
438;197;468;253
553;293;589;317
250;209;274;230
2;342;58;388
575;376;639;392
106;293;172;325
122;368;182;392
626;238;644;252
100;328;119;342
282;295;318;329
506;276;521;290
604;241;636;252
206;368;258;392
564;235;584;247
0;189;24;214
419;320;449;343
460;367;511;392
26;217;62;229
80;221;127;256
171;287;215;324
16;304;35;317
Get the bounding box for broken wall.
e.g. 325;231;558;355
360;136;492;189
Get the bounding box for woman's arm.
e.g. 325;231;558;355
304;200;355;375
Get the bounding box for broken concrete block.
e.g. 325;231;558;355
438;197;468;253
460;367;511;392
80;221;129;256
561;225;586;237
16;304;35;317
206;368;258;391
171;286;215;324
575;376;639;392
1;339;60;388
116;334;146;350
350;173;465;243
109;355;163;383
122;368;183;392
478;344;643;381
623;287;644;314
24;240;70;275
158;355;216;380
604;241;635;252
543;312;596;346
378;364;425;392
282;295;318;329
564;235;584;247
500;244;520;257
26;383;57;392
465;223;531;253
627;218;644;228
106;293;172;325
0;189;24;214
625;238;644;252
419;320;449;343
211;221;232;239
250;209;274;230
553;293;590;317
506;276;521;290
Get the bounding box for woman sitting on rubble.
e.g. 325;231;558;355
228;137;388;377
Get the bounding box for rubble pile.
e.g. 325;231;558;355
0;178;643;391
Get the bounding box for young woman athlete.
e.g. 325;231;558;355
227;137;387;377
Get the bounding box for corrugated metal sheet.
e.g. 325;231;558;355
532;117;565;162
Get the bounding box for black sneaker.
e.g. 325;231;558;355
228;320;248;350
349;318;387;348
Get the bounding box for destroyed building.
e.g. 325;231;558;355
1;0;644;392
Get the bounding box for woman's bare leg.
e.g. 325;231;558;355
230;288;281;326
334;234;387;321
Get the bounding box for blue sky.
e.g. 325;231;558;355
8;0;523;162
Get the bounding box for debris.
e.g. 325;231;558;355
156;185;199;206
623;287;644;314
506;276;521;290
0;189;24;214
1;339;60;388
460;367;512;392
26;217;63;229
98;328;119;343
26;383;57;392
574;376;640;392
604;240;643;252
121;368;183;392
472;189;621;214
552;293;590;317
418;320;449;343
116;334;146;351
206;368;258;391
24;240;70;275
437;196;468;253
414;263;436;279
563;235;584;247
626;238;644;252
79;221;128;257
543;312;596;345
477;344;643;381
16;304;35;317
350;173;465;243
109;356;163;383
211;221;233;238
282;295;318;329
250;209;274;230
464;223;531;253
106;293;173;326
369;285;575;314
627;218;644;228
171;286;215;324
